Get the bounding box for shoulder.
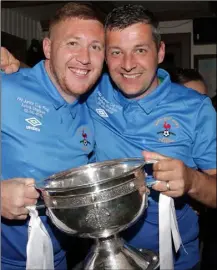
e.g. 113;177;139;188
1;67;40;99
2;69;25;84
173;84;216;125
2;68;33;90
169;82;208;107
158;68;207;106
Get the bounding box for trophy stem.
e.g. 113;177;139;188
82;234;157;270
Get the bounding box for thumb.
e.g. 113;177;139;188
22;178;35;186
142;151;170;161
1;47;10;67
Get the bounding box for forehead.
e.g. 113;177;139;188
105;23;153;44
51;18;105;42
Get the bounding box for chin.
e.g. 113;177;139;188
119;86;141;95
68;84;90;95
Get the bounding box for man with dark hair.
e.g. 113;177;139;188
86;4;216;270
1;2;105;270
1;4;216;270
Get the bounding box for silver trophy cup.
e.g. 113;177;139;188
37;158;159;269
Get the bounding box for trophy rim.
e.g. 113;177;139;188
37;157;145;193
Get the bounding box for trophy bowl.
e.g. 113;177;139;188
38;158;159;269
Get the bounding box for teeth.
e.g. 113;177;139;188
123;74;140;79
70;68;88;75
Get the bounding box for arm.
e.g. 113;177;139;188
143;97;216;208
187;168;216;208
1;178;39;220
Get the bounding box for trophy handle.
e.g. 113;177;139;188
143;160;160;188
35;186;46;210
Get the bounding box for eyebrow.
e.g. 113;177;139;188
70;36;104;47
92;40;105;47
134;43;150;48
107;46;121;50
107;43;150;50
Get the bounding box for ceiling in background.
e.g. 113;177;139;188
2;1;217;31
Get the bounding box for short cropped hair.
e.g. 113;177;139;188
105;4;161;49
49;2;104;36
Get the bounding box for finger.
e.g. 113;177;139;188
15;177;35;185
0;47;9;66
152;179;177;192
0;64;7;71
24;186;40;199
23;178;35;186
12;206;29;217
152;180;169;192
4;63;19;74
16;214;28;220
161;191;181;198
153;159;177;172
24;197;38;206
153;170;175;182
146;187;150;195
142;151;171;161
139;186;146;196
152;180;181;193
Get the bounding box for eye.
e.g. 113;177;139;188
92;44;102;51
68;41;78;46
111;51;121;56
136;48;147;54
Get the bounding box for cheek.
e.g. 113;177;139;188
106;58;120;71
91;54;104;70
53;48;73;63
139;53;157;65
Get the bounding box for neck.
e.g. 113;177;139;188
44;60;78;104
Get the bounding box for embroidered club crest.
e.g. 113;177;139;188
80;130;91;146
155;117;179;143
157;121;176;137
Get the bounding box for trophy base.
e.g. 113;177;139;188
75;235;159;270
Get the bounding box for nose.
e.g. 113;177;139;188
121;54;136;72
76;47;91;65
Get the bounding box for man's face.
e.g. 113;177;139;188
43;18;105;102
106;23;165;98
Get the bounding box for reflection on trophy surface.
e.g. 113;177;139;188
38;158;159;269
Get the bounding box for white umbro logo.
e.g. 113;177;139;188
25;117;42;132
96;108;108;118
25;117;42;127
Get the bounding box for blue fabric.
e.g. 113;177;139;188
86;69;216;269
1;61;95;269
1;255;67;270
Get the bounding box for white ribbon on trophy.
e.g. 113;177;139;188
26;205;54;270
159;194;186;270
146;160;185;270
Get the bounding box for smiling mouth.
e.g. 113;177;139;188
121;73;141;79
69;67;90;76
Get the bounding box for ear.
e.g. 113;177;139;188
43;37;51;60
157;41;165;64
